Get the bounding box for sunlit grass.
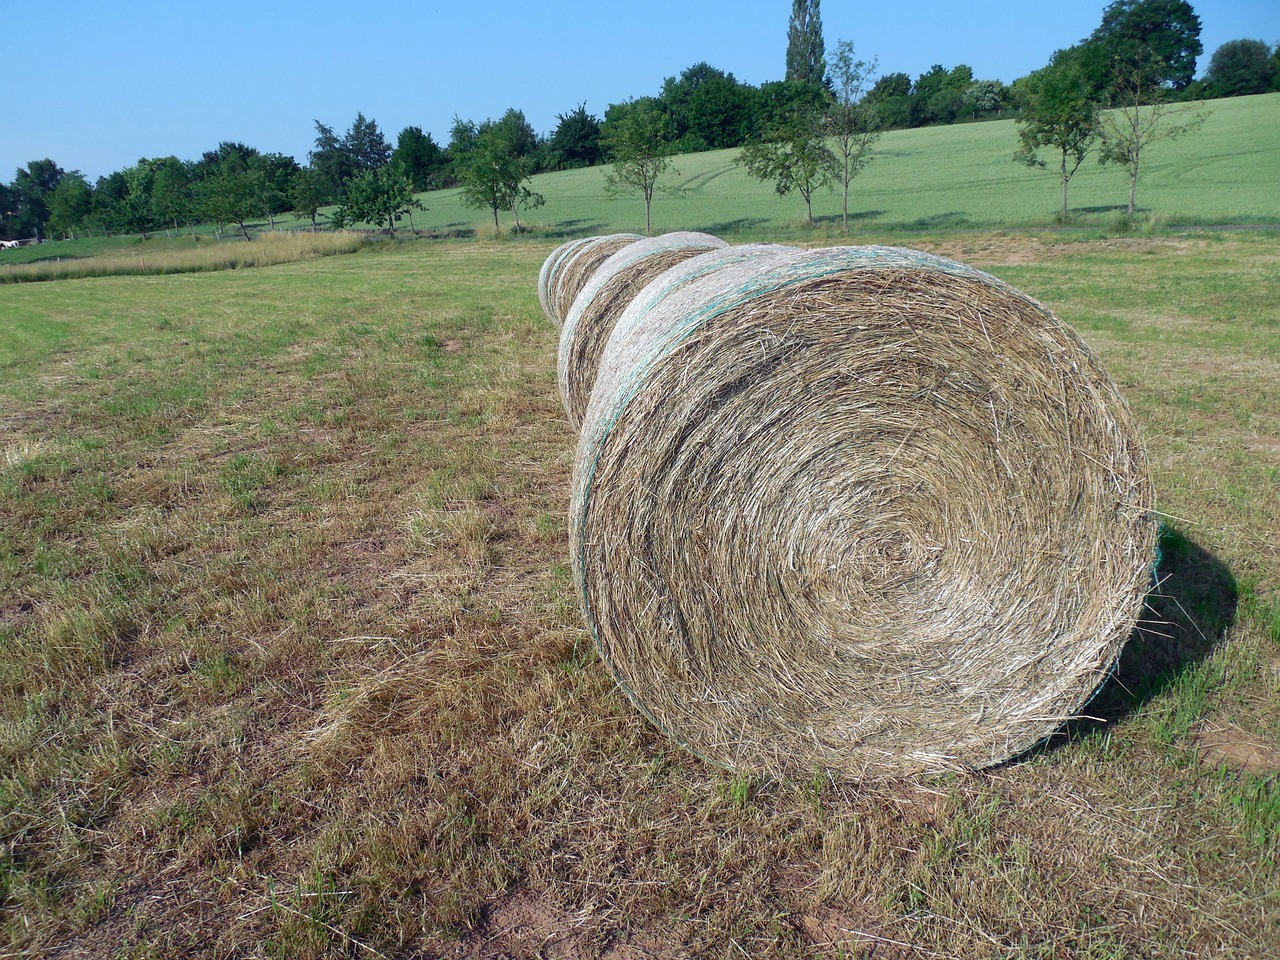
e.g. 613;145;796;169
1;233;1277;956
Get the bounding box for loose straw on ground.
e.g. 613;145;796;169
558;232;727;428
568;243;1157;780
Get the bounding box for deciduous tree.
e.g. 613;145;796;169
46;172;93;239
332;165;422;238
252;153;301;229
1099;54;1206;215
602;98;676;236
13;159;64;241
1087;0;1203;91
1014;54;1101;221
1204;39;1276;98
827;41;880;232
457;113;543;231
658;63;756;152
738;90;834;228
149;157;193;236
289;168;329;232
201;154;261;240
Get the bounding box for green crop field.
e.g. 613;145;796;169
410;92;1280;238
1;224;1278;957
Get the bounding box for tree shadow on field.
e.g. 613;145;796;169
698;217;768;235
1072;204;1132;216
545;219;609;238
1044;527;1239;753
813;210;885;226
909;211;971;230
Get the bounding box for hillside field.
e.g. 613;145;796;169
1;93;1276;277
1;224;1278;957
411;92;1280;238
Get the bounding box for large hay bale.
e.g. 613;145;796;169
571;245;1157;780
538;238;594;326
542;234;643;329
558;232;727;428
600;243;800;369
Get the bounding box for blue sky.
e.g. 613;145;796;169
4;0;1277;182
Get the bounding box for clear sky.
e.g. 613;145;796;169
4;0;1277;183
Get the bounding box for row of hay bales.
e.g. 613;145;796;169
539;232;1158;780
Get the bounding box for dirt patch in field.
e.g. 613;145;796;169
1247;436;1280;453
1196;723;1280;773
914;234;1056;268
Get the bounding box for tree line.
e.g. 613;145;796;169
2;0;1276;243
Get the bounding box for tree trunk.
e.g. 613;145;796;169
644;198;652;237
842;179;849;233
492;206;499;229
1128;163;1139;216
238;220;250;241
805;191;814;228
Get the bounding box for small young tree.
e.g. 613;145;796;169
251;153;300;230
332;165;422;238
150;157;192;236
289;168;329;232
201;155;262;240
1014;55;1101;221
828;40;881;232
602;98;676;236
1099;54;1206;216
738;91;834;228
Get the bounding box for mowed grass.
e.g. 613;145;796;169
1;233;1278;958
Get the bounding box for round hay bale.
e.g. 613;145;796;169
544;234;643;329
571;245;1157;780
600;243;800;371
559;231;728;428
538;238;594;326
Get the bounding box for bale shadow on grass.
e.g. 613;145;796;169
1042;527;1238;754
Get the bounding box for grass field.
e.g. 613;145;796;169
1;93;1276;280
1;228;1277;957
404;92;1280;238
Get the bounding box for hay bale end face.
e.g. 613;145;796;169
570;245;1157;780
558;232;728;429
538;238;594;326
544;234;643;329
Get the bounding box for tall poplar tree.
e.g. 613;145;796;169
785;0;827;88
